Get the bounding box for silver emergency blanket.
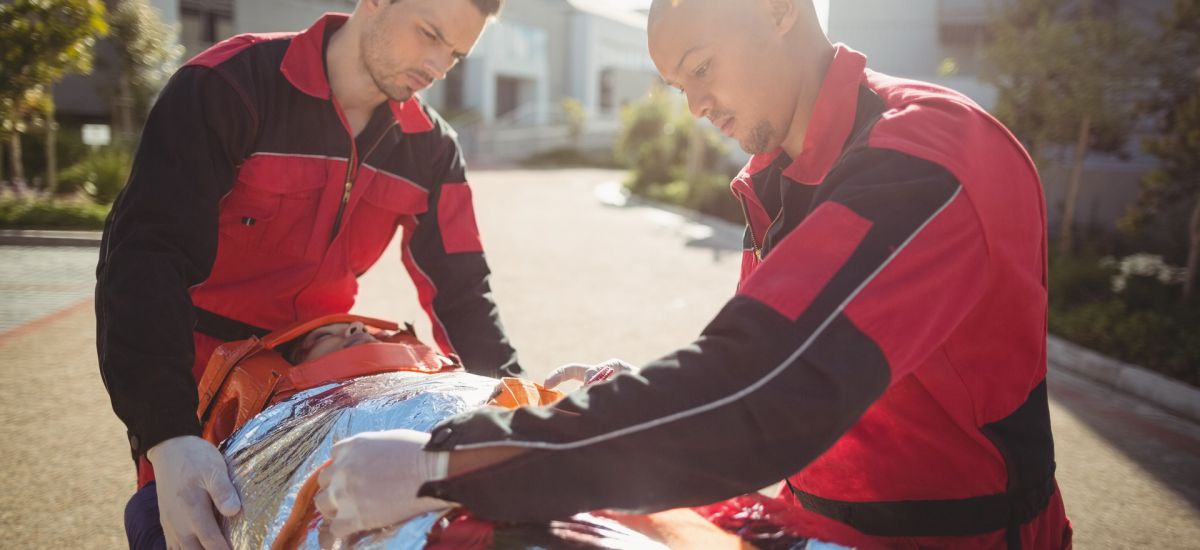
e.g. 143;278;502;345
218;370;669;549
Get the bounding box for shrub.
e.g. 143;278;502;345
615;88;740;222
561;98;586;144
59;146;132;204
0;194;110;229
1047;253;1115;310
1048;253;1200;387
615;88;682;191
520;147;621;169
641;173;744;223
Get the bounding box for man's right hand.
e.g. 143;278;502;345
146;435;242;550
543;358;637;389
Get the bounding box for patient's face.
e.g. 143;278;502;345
291;321;380;364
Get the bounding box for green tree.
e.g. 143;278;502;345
106;0;183;142
0;0;107;188
983;0;1149;255
1122;0;1200;300
2;86;54;188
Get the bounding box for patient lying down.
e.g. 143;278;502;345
200;315;825;549
285;320;384;365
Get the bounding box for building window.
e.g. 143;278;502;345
599;69;615;113
496;76;522;119
180;0;234;57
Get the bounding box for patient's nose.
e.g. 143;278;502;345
346;321;367;336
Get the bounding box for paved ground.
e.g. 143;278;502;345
1;168;1197;548
0;246;97;332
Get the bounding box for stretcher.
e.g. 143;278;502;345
197;314;845;549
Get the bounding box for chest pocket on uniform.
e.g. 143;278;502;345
346;167;429;274
220;155;329;258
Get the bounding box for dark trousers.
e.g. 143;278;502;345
124;482;167;550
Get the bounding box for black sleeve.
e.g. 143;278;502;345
419;149;989;521
403;134;521;378
95;66;257;459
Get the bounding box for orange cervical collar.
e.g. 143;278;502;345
195;314;459;446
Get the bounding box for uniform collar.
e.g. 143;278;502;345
741;44;867;185
280;13;435;134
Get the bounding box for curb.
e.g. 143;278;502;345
601;182;1200;426
0;229;102;247
1046;335;1200;425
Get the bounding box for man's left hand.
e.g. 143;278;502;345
314;429;456;538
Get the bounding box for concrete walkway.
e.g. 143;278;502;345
1;168;1196;548
0;245;97;333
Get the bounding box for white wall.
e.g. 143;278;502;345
569;10;656;117
235;0;353;34
467;19;550;124
827;0;943;78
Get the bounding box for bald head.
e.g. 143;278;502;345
649;0;820;38
647;0;830;155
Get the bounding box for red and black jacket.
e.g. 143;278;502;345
96;13;521;462
419;46;1069;549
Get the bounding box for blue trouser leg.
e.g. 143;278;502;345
124;482;167;550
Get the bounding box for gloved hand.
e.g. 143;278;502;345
145;435;242;550
543;358;637;389
315;429;456;538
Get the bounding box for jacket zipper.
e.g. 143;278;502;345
737;184;785;261
328;123;396;242
739;197;764;261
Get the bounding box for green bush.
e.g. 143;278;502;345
1048;253;1200;387
561;98;586;144
0;194;110;229
615;89;682;190
641;172;744;223
59;146;132;204
615;88;740;222
12;125;92;192
520;147;621;169
1047;253;1115;310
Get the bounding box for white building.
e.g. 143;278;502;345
55;0;657;162
235;0;658;162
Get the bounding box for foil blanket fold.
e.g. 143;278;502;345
218;371;666;549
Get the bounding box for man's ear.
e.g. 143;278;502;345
767;0;800;35
362;0;386;15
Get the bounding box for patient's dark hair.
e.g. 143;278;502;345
278;339;304;365
390;0;503;17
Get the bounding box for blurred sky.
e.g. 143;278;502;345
614;0;830;31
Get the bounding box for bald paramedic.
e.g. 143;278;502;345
317;1;1072;548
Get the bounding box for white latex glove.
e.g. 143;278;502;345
543;358;637;389
145;435;242;550
315;429;456;539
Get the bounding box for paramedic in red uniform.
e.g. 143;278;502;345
95;0;517;548
315;1;1073;548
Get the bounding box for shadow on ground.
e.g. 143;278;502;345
1048;368;1200;510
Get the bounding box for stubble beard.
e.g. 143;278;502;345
740;120;775;155
361;25;415;102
